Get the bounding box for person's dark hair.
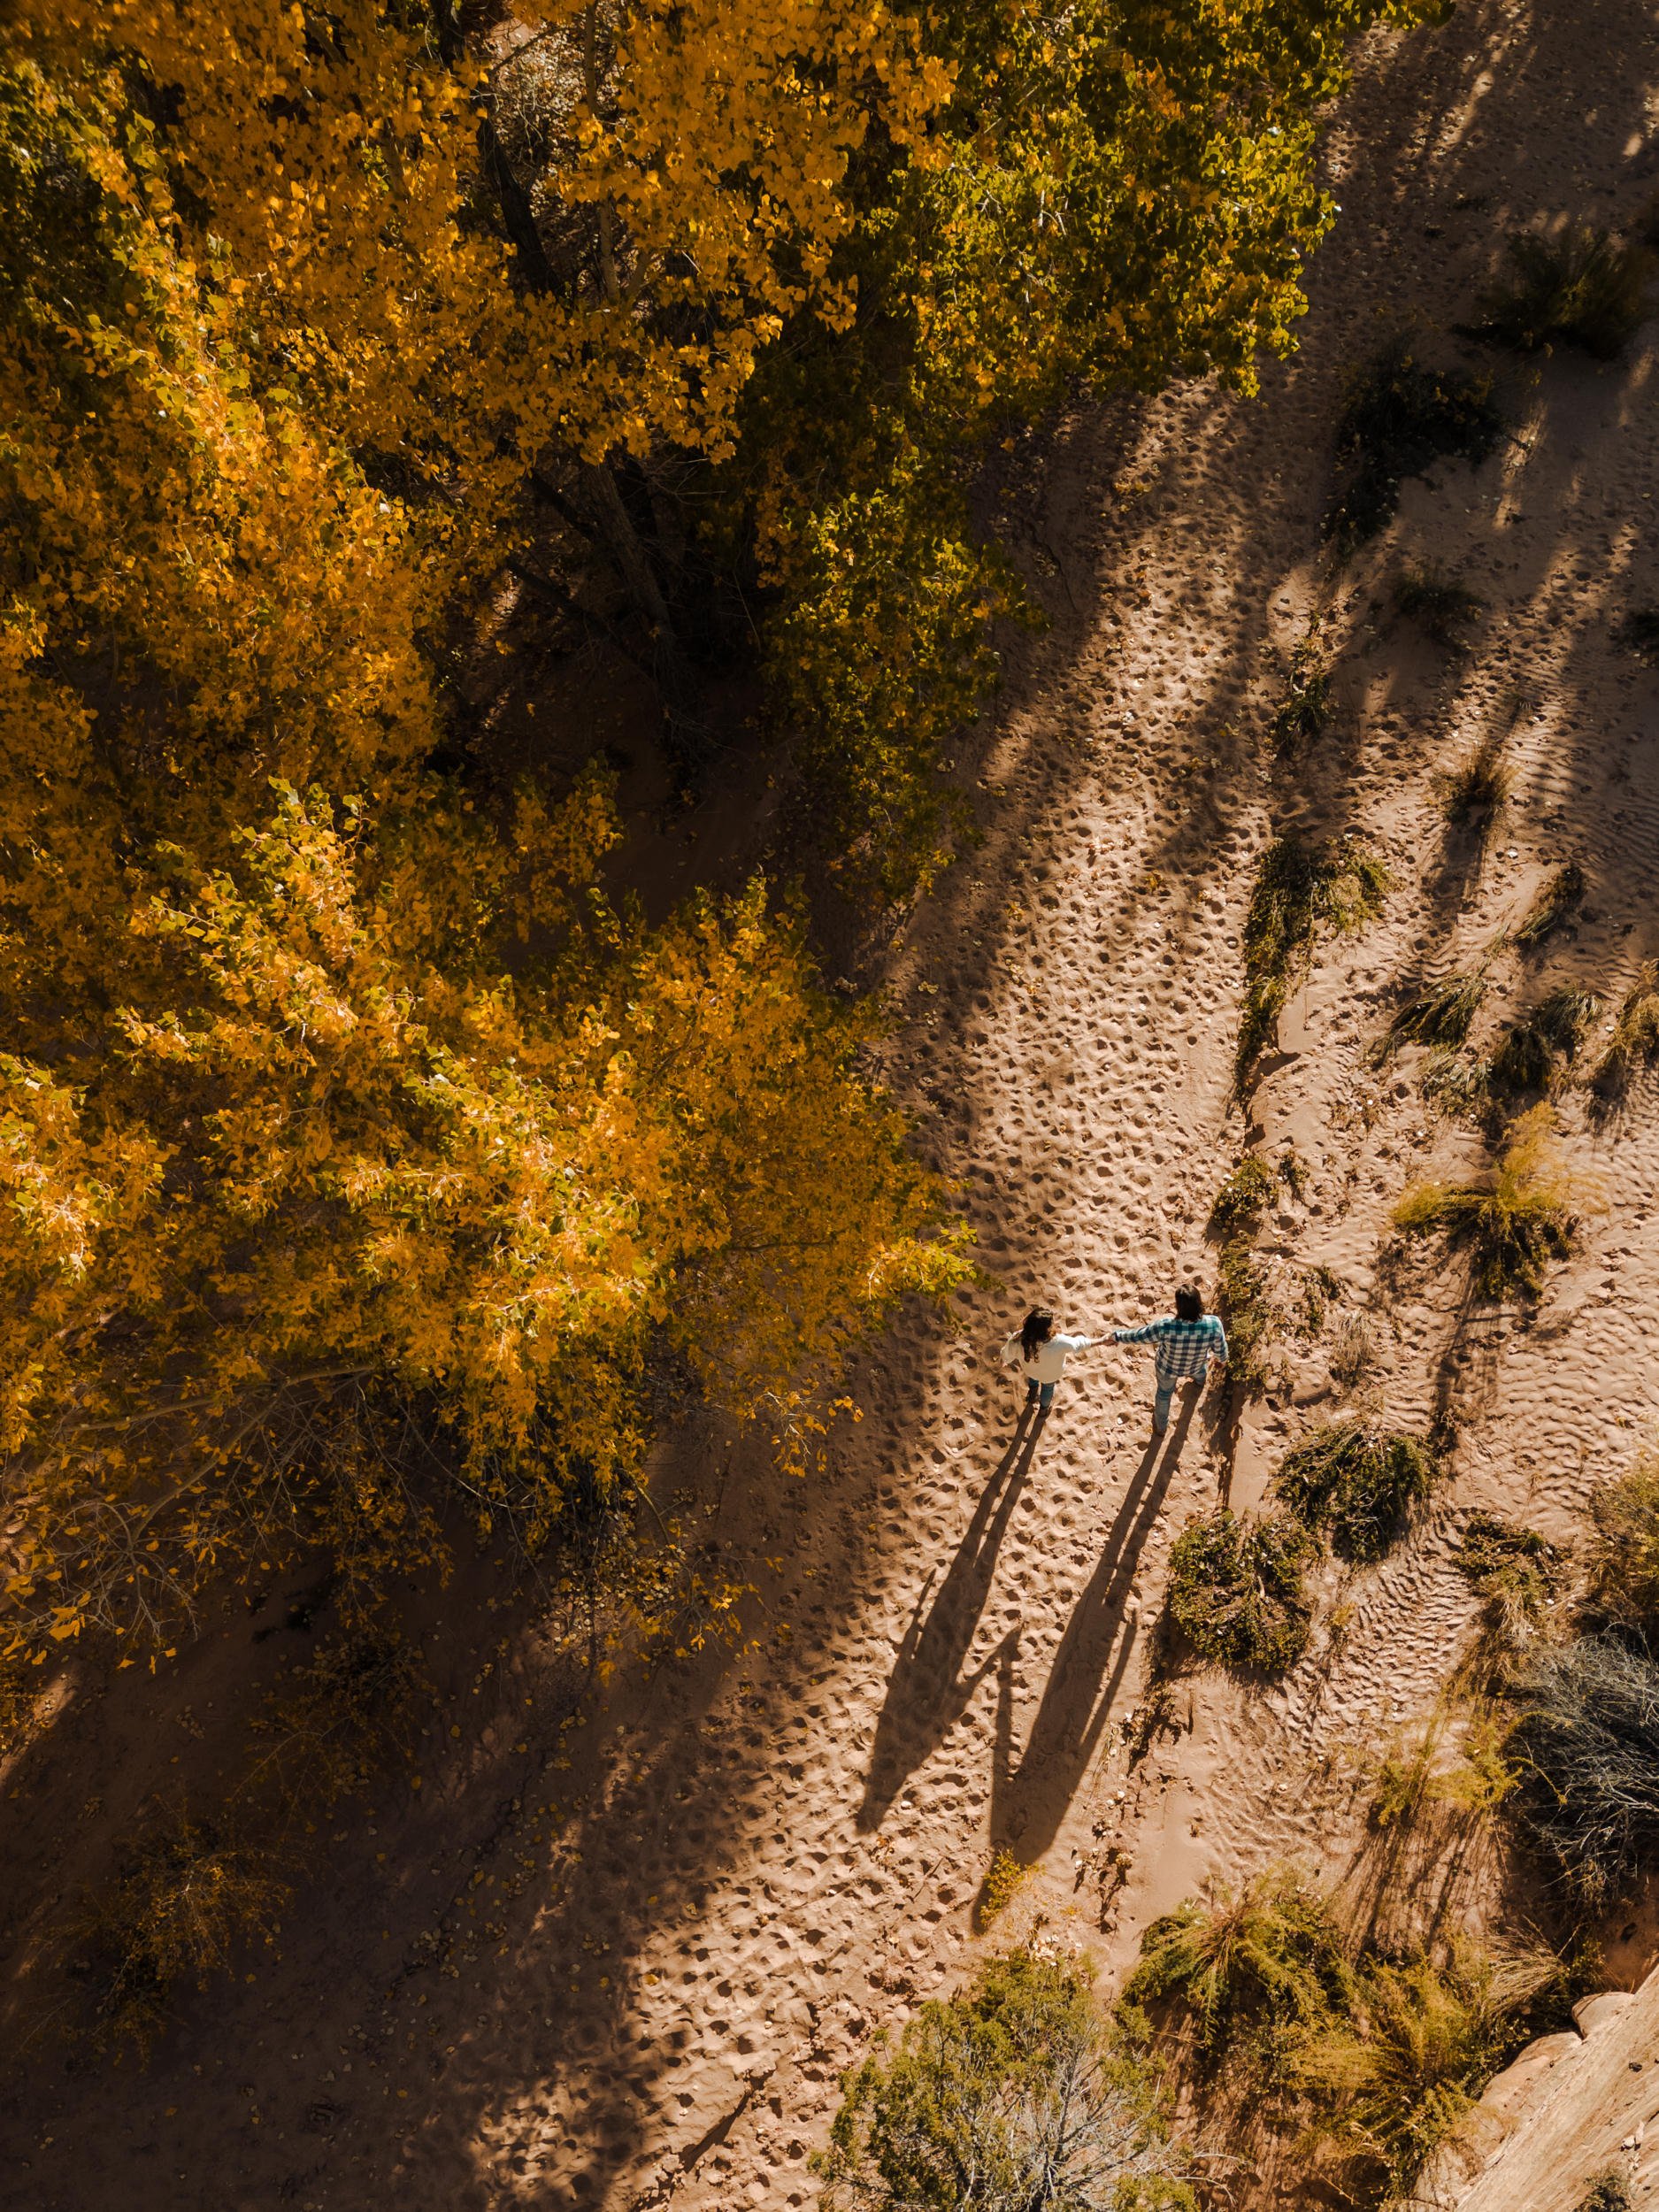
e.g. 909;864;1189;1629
1019;1307;1056;1363
1174;1284;1204;1322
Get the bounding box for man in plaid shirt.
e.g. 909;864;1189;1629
1112;1284;1228;1435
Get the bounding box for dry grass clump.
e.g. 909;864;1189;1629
1587;1456;1659;1634
1455;1513;1567;1655
1328;341;1506;552
75;1808;288;2055
1238;835;1390;1084
1393;564;1485;648
1513;861;1586;949
1471;225;1652;358
1422;1049;1492;1122
1168;1509;1317;1672
1392;1103;1592;1300
1385;969;1488;1053
1511;1633;1659;1906
1328;1311;1376;1387
1487;987;1598;1095
1122;1866;1348;2059
1294;1938;1561;2200
1271;634;1332;753
1590;960;1659;1095
977;1848;1031;1929
1440;735;1513;823
818;1948;1196;2210
1275;1421;1438;1563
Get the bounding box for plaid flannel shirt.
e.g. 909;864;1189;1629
1111;1314;1228;1386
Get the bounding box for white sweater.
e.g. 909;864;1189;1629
1001;1331;1092;1384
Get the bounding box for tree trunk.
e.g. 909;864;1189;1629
581;462;706;770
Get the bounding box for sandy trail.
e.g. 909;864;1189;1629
7;3;1659;2208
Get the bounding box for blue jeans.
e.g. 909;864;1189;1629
1025;1380;1056;1411
1154;1379;1177;1432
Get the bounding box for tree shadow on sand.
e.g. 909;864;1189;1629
987;1382;1208;1873
857;1402;1048;1830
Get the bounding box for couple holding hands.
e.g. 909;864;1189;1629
1000;1286;1228;1437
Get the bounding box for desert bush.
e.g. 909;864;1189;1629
1440;736;1513;822
1487;1017;1555;1095
1455;1514;1567;1655
1210;1156;1277;1235
1271;635;1332;753
1511;1633;1659;1904
1422;1049;1493;1122
1238;836;1390;1084
77;1808;287;2055
1367;1707;1519;1828
1471;226;1652;358
1328;341;1506;551
1514;863;1586;949
1294;1938;1561;2198
1392;1104;1590;1299
1393;564;1485;648
1123;1867;1349;2059
1168;1510;1317;1672
1575;2172;1635;2212
1488;987;1597;1094
250;1623;426;1811
1587;1457;1659;1633
818;1948;1197;2211
1386;971;1489;1053
1217;1243;1277;1400
1275;1421;1439;1563
1590;961;1659;1094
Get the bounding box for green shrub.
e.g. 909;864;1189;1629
76;1808;288;2055
1123;1867;1348;2058
1393;564;1485;648
1168;1509;1317;1672
1294;1939;1560;2199
1238;836;1390;1084
1386;970;1489;1053
1513;863;1586;949
818;1949;1197;2210
1275;1421;1438;1563
1472;226;1652;358
1455;1513;1567;1654
1393;1104;1592;1299
1512;1634;1659;1905
1588;1455;1659;1632
1328;342;1506;552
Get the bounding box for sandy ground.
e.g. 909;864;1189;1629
6;1;1659;2207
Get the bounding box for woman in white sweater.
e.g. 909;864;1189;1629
999;1306;1095;1416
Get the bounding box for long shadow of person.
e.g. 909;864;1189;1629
986;1382;1203;1870
857;1404;1046;1830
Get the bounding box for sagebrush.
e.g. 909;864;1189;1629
1275;1421;1438;1563
1168;1510;1317;1672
